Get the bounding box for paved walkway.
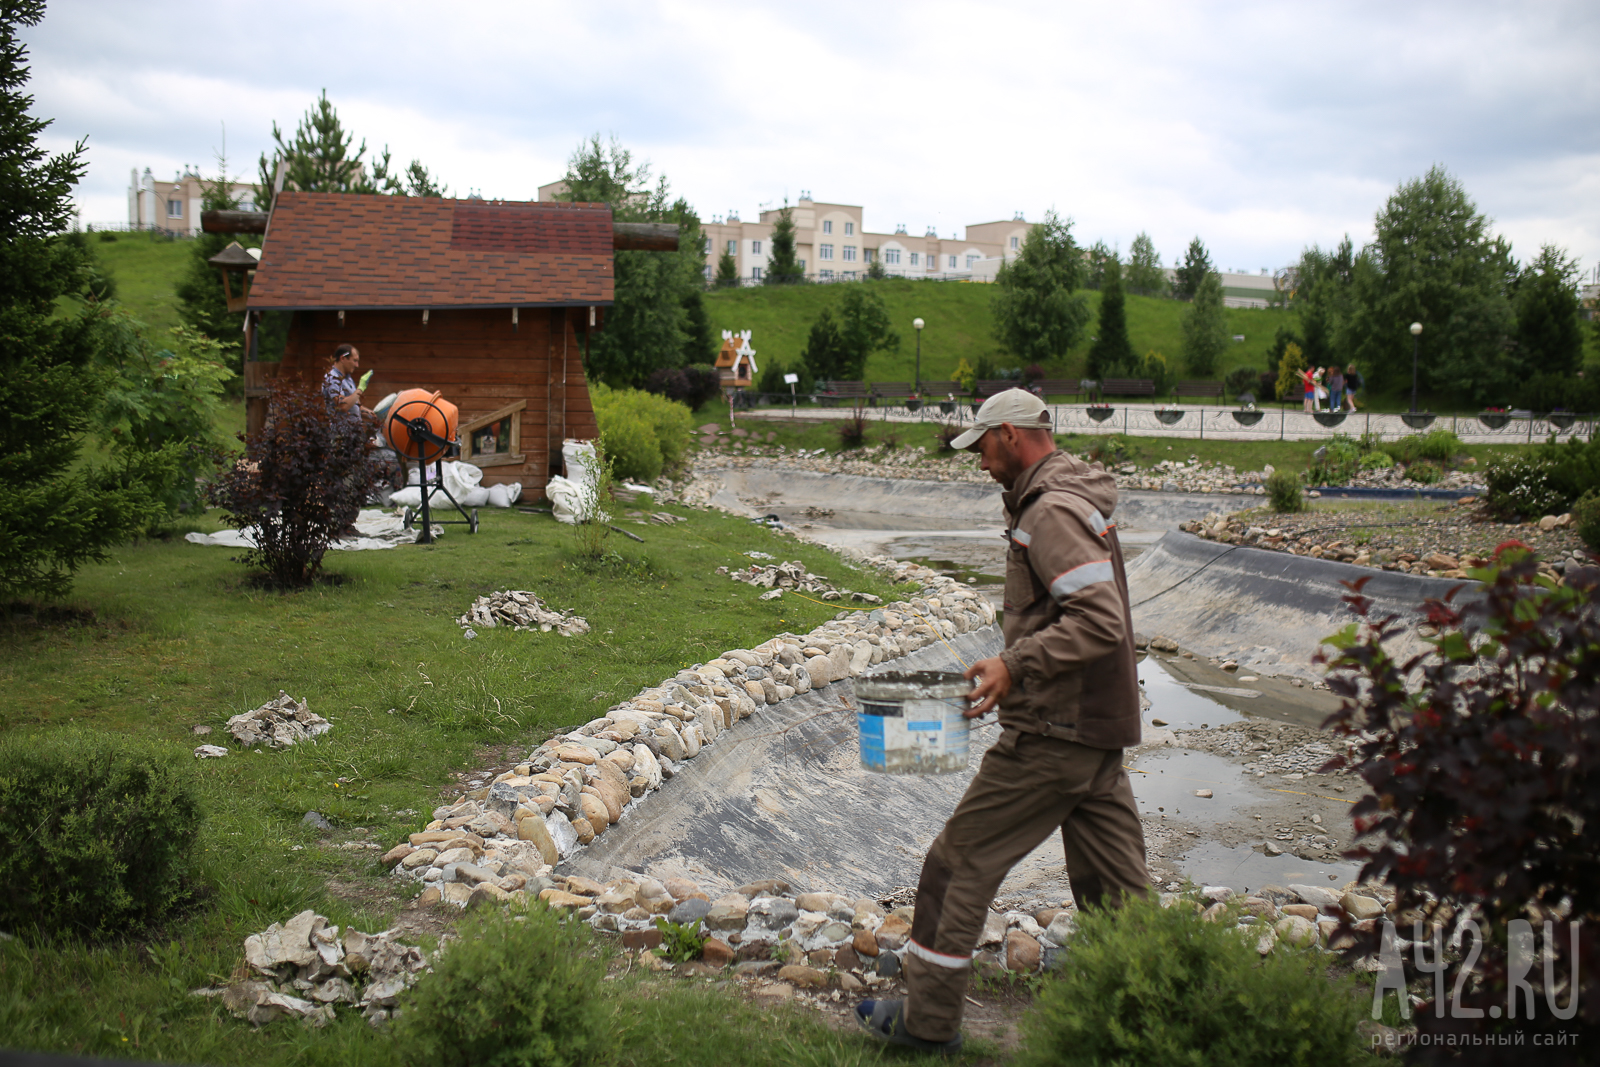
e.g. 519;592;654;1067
740;400;1595;445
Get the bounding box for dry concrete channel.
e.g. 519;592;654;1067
569;467;1477;901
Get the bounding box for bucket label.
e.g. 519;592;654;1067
857;696;970;775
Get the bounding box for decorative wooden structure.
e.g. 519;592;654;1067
715;329;757;390
236;192;641;493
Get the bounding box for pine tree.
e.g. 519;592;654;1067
764;200;803;285
991;210;1091;365
176;151;258;372
254;92;445;210
1173;237;1213;300
0;1;170;598
800;309;850;382
1086;257;1135;379
1181;270;1227;376
1126;232;1166;295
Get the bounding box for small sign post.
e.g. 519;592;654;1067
784;373;799;417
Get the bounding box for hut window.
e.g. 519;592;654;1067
460;400;527;468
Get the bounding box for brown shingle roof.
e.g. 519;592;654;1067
248;192;615;310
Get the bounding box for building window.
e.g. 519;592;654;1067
884;248;900;264
167;199;183;218
820;269;834;279
1010;236;1019;249
822;220;832;234
704;264;712;281
820;243;834;260
726;239;737;255
751;239;762;255
909;252;919;266
799;259;805;270
751;266;763;281
460;400;527;468
703;237;712;254
948;255;958;269
844;270;857;279
863;249;874;263
843;246;857;261
844;222;854;235
966;255;978;268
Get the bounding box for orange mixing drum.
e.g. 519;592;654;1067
385;389;459;463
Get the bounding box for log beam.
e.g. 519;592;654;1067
201;209;270;234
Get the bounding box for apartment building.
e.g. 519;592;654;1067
127;167;258;235
536;184;1031;284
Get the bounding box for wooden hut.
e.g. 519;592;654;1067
224;192;675;494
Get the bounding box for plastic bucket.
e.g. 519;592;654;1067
855;669;974;775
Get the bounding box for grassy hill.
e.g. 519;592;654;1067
702;279;1293;387
91;229;193;333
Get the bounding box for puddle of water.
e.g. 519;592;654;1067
1128;749;1268;819
1139;656;1246;729
1178;840;1362;893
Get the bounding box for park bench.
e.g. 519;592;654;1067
815;380;870;407
1173;380;1224;404
975;379;1026;400
871;381;916;401
1099;378;1156;398
1033;379;1087;401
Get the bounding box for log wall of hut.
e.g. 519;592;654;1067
274;306;599;492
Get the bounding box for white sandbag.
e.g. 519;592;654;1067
546;475;587;524
563;439;599;489
391;461;487;508
485;482;522;508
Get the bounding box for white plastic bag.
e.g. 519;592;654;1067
391;460;489;508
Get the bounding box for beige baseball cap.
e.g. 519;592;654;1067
950;389;1052;449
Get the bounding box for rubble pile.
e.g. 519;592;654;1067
226;691;331;748
456;590;590;636
716;559;883;604
199;909;428;1028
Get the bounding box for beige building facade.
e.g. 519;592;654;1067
127;167;258;235
535;183;1032;284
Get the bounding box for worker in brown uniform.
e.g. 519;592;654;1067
856;389;1151;1055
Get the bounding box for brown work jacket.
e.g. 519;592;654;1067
996;449;1141;750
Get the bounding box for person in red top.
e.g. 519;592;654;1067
1301;366;1316;413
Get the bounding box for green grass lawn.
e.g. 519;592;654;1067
91;229;195;334
703;280;1292;387
0;502;924;1064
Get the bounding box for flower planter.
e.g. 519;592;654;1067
971;403;982;415
937;401;955;415
905;399;922;412
1549;412;1577;430
1086;406;1115;423
1313;411;1347;427
1231;410;1264;426
1400;412;1436;430
1478;412;1511;430
1154;410;1185;425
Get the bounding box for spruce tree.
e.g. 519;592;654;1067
1512;245;1583;378
0;1;169;598
1173;237;1213;300
714;248;738;288
764;200;803;285
1086;257;1135;379
991;211;1092;365
1181;270;1227;376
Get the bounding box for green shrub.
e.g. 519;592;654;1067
1360;451;1393;469
1406;461;1441;484
1485;434;1600;519
1016;898;1367;1067
1389;429;1461;466
1266;468;1305;512
590;383;694;483
1574;489;1600;551
0;729;201;939
394;902;613;1067
1514;371;1600;414
1306;435;1363;486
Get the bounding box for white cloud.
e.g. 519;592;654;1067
23;0;1600;272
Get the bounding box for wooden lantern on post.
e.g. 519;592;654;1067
207;241;259;312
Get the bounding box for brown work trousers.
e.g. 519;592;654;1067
904;729;1150;1043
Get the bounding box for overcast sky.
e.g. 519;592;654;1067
22;0;1600;277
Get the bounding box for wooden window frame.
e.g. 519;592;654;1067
460;399;527;468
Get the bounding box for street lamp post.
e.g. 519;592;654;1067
913;317;925;391
1409;321;1423;412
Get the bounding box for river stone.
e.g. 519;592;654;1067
1341;892;1384;920
745;897;799;938
578;791;611;830
680;722;702;758
452;862;497;886
738;878;790;898
631;744;663;789
816;921;852;945
978;911;1006;947
244;910;321;974
853;928;880;956
654;727;686;762
804;655;833;685
1275;915;1318;946
875;915;911;950
778;964;826;989
1289;884;1341;911
849;643;873;675
1005;931;1041;972
876;950;901;978
1044;913;1076;944
544;811;578;856
570;817;596;844
705;898;749;931
400;849;437;870
380;844;414;868
668;898;712;925
517;817;559;866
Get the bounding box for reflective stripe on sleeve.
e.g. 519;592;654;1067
1049;559;1114;601
1008;527;1032;548
905;939;974;970
1087;509;1112;537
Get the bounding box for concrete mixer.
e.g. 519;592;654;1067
382;389;478;542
